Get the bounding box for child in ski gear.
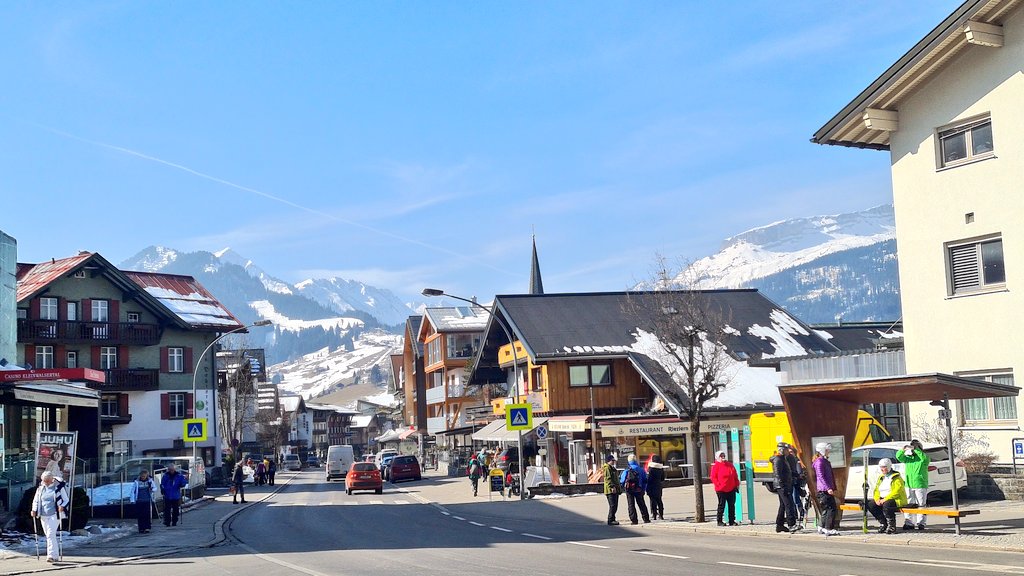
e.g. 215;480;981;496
771;442;798;532
646;454;666;521
603;453;621;525
31;471;68;563
618;454;650;525
866;458;908;534
131;470;157;533
710;450;740;526
895;439;929;530
812;442;839;536
160;463;188;526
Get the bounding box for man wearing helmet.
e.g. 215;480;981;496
866;457;909;534
812;442;839;536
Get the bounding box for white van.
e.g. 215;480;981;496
326;445;355;481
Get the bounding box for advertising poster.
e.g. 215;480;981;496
34;431;78;482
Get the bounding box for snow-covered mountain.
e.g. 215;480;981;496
271;330;401;401
677;205;901;323
295;277;411;328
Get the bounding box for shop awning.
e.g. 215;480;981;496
471;420;506;442
5;381;100;408
398;428;419;440
375;429;402;443
547;415;590;433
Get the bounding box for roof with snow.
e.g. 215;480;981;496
280;395;304;413
421;306;490;334
470;290;840;411
122;271;244;331
810;321;904;353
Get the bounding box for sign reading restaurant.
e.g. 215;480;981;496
600;419;747;438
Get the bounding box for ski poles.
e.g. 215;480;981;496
33;515;40;561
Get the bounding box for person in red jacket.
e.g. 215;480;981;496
710;450;740;526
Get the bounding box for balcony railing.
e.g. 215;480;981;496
89;369;160;392
17;319;161;346
425;386;446;405
426;416;447;434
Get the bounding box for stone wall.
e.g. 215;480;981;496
966;473;1024;500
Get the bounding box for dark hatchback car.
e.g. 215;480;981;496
388;455;422;483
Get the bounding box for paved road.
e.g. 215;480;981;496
35;471;1021;576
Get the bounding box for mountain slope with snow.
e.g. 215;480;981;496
295;277;410;327
271;330;401;400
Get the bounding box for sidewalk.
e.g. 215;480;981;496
0;474;292;575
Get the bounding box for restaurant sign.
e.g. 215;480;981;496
600;419;747;438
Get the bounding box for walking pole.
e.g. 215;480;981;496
33;516;40;561
58;516;64;562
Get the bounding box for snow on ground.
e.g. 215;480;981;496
249;300;363;333
271;332;401;400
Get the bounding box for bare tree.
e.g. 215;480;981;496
217;348;258;457
624;256;735;523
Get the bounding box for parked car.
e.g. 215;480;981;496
346;462;382;495
374;449;398;469
388;455;422;483
495;447;530;473
283;454;302;471
844;441;967;502
326;445;355;481
379;454;397;481
306;456;321;468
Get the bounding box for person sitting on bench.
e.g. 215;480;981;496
866;458;908;534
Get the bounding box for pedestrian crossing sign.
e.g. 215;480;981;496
183;418;207;442
506;404;532;431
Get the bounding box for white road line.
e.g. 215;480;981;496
633;551;689;560
235;540;332;576
908;560;1024;574
567;541;608;549
318;502;333;506
469;521;485;527
342;502;358;506
293;503;307;506
453;516;466;521
369;500;384;505
441;511;451;516
522;533;551;540
393;500;409;505
491;526;512;532
718;562;798;572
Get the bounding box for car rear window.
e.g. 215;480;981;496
925;447;950;461
393;456;415;465
352;463;375;471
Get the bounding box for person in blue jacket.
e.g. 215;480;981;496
131;470;157;533
618;454;651;524
160;463;188;527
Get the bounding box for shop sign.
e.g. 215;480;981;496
548;418;589;432
1;368;105;383
600;419;747;438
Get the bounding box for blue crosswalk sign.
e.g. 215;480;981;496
183;418;207;442
506;404;532;431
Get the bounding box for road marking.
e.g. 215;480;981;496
293;503;307;506
719;562;798;572
369;500;384;505
469;521;485;526
453;516;466;521
393;500;409;505
441;511;451;516
908;560;1024;574
235;540;332;576
318;502;333;506
522;533;551;540
343;502;358;506
567;541;608;549
633;551;689;560
491;526;512;532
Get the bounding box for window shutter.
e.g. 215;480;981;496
30;299;40;320
82;299;92;322
55;345;66;368
184;347;194;373
91;346;101;368
110;300;119;323
118;347;128;369
118;394;129;417
24;345;36;367
161;394;170;420
160;347;169;373
58;298;66;321
950;244;980;293
186;393;195;418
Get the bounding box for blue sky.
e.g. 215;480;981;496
1;2;960;303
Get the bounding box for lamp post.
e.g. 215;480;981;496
191;320;273;472
422;288;525;500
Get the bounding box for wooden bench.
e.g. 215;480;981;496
839;503;980;534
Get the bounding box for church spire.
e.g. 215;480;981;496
528;234;544;295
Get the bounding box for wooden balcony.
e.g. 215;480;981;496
17;319;161;346
89;369;160;392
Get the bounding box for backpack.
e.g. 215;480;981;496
624;467;641;493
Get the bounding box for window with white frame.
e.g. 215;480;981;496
35;346;54;369
961;373;1016;423
100;346;118;369
569;363;612;387
39;297;58;320
66;351;78;369
168;393;187;419
126;312;140;323
91;300;109;321
168;347;184;373
101;395;120;417
938;116;993;167
948;236;1005;295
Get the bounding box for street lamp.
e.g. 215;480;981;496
191;319;273;473
422;288;525;500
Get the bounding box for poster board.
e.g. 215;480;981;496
35;431;78;482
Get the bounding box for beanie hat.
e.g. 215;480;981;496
815;442;831;455
605;454;615;463
715;450;726;459
878;458;893;468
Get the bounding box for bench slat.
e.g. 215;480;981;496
838;503;979;517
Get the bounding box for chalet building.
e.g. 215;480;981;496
813;0;1023;463
398;316;426;437
15;252;243;467
305;401;359;459
466;290;859;478
281;395;311;459
417;306;490;442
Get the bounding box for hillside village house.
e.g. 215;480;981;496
813;0;1023;463
305;401;359;459
398;316;426;443
462;290;879;480
16;252;244;468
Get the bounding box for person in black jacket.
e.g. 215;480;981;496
232;459;248;504
646;455;666;521
771;443;798;533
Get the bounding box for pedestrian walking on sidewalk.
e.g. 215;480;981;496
896;439;929;530
232;459;248;504
255;459;267;486
619;454;650;525
711;450;740;526
789;446;807;523
771;443;797;533
646;455;666;520
131;470;157;533
812;442;839;536
467;455;483;496
602;454;621;525
267;459;277;486
30;471;68;563
160;463;188;526
866;458;908;534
